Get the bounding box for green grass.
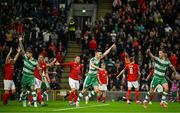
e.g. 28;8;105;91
0;101;180;113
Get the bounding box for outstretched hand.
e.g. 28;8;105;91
19;35;23;41
16;47;21;53
147;49;150;53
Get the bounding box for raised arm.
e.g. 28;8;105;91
137;67;141;80
19;36;25;55
101;43;116;59
5;47;12;64
116;68;126;79
147;49;156;61
14;47;21;63
46;58;57;67
45;68;50;82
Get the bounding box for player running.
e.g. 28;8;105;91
97;62;108;103
3;47;21;105
116;57;141;104
143;49;178;108
55;56;83;106
19;36;38;107
76;43;116;107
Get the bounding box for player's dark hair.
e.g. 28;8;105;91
95;49;102;53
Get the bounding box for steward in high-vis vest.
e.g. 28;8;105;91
68;19;76;41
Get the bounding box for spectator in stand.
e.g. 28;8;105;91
169;52;178;68
88;37;97;56
75;27;82;44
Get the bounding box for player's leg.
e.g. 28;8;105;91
6;81;16;104
102;91;106;103
149;92;154;104
29;77;37;107
73;80;80;104
3;80;10;105
41;83;48;101
127;81;132;104
102;85;107;103
160;82;168;108
68;78;77;105
20;76;29;107
143;77;158;108
133;81;140;103
93;78;101;102
77;76;91;103
76;88;87;107
35;78;46;106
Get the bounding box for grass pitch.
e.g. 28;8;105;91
0;101;180;113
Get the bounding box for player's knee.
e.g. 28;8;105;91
149;88;154;94
12;90;16;94
4;90;9;93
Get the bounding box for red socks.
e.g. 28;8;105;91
3;93;9;105
74;91;78;103
126;90;131;101
135;90;139;101
37;92;43;103
97;95;101;102
29;95;33;103
69;91;74;102
102;96;106;103
150;94;154;101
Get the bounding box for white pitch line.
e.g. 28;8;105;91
53;103;110;111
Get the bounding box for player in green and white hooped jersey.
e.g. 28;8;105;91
19;36;38;107
76;43;116;107
143;49;178;108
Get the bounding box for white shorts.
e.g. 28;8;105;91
99;84;107;91
4;80;15;90
127;81;139;89
69;77;79;90
34;78;42;89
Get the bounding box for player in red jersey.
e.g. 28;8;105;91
117;57;141;104
97;62;108;103
3;47;21;105
28;54;56;106
55;56;83;105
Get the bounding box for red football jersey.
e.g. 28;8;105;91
126;63;139;81
98;69;108;84
34;63;47;80
4;64;14;80
61;62;83;80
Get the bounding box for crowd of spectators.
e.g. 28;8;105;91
0;0;180;94
78;0;180;92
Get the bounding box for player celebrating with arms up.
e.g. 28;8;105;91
143;49;178;108
19;36;38;107
76;43;116;107
117;57;141;104
3;47;21;105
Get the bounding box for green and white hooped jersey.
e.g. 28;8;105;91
154;57;172;78
22;55;37;77
88;57;100;76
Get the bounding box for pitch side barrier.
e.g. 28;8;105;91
44;90;171;102
0;90;177;102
